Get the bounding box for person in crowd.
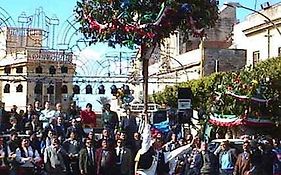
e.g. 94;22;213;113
115;138;132;175
63;131;80;175
80;103;96;128
44;117;58;134
44;138;68;175
135;115;193;175
261;139;278;175
0;137;7;167
66;118;85;142
29;133;41;155
34;101;42;117
95;139;116;175
131;132;142;159
79;138;96;175
67;102;78;121
7;117;20;133
6;131;19;175
163;132;178;152
41;130;56;154
198;142;219;175
21;104;36;129
25;114;42;135
186;146;201;175
115;131;121;141
0;116;8;134
39;101;55;129
54;103;68;121
10;105;21;124
215;140;237;175
15;137;41;175
233;140;254;175
120;108;138;145
97;129;114;149
57;116;67;141
101;103;118;136
86;131;97;149
0;102;9;127
273;138;281;175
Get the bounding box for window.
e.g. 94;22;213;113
85;85;92;94
16;66;23;73
34;82;43;94
4;66;11;74
4;84;10;93
61;85;68;94
61;65;68;74
253;51;260;67
278;47;281;57
16;84;23;92
35;66;43;74
47;85;54;94
49;66;56;74
73;85;80;94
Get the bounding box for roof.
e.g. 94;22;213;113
0;54;27;66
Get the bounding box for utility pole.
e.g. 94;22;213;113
265;29;272;59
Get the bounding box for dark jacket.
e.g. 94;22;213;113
199;151;219;174
79;148;96;175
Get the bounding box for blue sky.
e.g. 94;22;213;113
1;0;280;26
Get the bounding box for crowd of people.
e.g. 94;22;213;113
0;101;280;175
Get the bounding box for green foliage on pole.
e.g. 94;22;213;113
74;0;219;48
152;56;281;124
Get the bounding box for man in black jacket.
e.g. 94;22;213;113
79;138;96;175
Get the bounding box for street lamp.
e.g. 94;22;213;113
224;2;281;36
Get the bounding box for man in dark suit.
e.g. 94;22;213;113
101;104;118;136
79;138;96;175
115;138;132;175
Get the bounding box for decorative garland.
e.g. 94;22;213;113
75;0;219;48
215;91;271;103
209;113;274;127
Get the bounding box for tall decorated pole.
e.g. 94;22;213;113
75;0;219;121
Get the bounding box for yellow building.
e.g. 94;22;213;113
0;27;75;110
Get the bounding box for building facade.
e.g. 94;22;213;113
0;27;75;110
129;4;246;101
232;2;281;66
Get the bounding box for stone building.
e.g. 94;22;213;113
129;4;247;99
0;27;75;110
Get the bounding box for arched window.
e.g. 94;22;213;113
34;82;43;94
85;85;92;94
61;85;68;94
4;66;11;74
61;65;68;74
49;66;56;74
47;85;54;94
16;66;23;73
16;84;23;92
73;85;80;94
4;84;10;93
35;66;43;74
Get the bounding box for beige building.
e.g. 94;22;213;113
0;27;75;110
231;2;281;66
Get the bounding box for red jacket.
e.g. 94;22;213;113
95;148;116;175
80;110;96;127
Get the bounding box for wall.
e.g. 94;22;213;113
204;48;246;76
232;3;281;65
